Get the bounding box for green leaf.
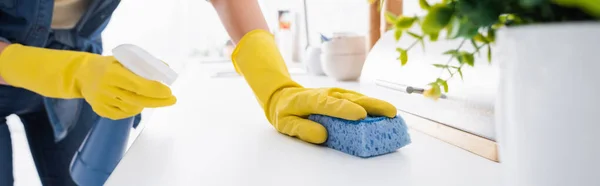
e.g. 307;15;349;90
499;14;509;24
464;53;475;67
394;30;403;41
429;32;439;41
433;64;449;68
422;4;454;34
444;17;455;39
487;29;496;43
457;68;464;80
553;0;600;18
398;49;408;66
499;14;524;25
444;16;458;39
395;17;417;30
407;31;422;39
442;81;449;93
384;12;398;24
419;0;431;10
462;24;480;38
432;84;441;95
448;17;479;39
443;49;459;56
487;45;492;63
447;17;462;38
437;78;449;93
457;52;474;67
474;33;489;43
419;39;426;51
491;23;504;29
424;84;442;100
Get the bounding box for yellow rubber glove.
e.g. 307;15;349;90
231;30;397;144
0;44;176;120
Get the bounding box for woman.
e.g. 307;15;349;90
0;0;397;185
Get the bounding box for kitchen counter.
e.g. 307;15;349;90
104;62;502;186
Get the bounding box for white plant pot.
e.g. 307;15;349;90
321;53;366;81
321;34;367;55
495;22;600;186
320;33;367;81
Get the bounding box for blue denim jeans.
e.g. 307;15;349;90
0;85;94;186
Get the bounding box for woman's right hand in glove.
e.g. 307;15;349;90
0;43;176;120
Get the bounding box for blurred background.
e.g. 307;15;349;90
100;0;376;71
8;0;425;185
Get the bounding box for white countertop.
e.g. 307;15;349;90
105;62;502;186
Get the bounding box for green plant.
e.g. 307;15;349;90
382;0;600;99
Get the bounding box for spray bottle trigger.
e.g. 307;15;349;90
112;44;178;86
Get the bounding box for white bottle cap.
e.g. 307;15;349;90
112;44;178;86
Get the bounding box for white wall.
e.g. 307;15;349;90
262;0;370;46
101;0;428;67
101;0;230;148
102;0;230;72
258;0;432;47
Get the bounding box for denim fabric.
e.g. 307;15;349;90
0;0;141;184
0;85;99;185
0;0;140;142
0;117;13;185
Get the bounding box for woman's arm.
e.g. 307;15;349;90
0;42;176;119
209;0;397;145
210;0;270;43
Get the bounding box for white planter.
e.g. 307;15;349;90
321;34;367;55
321;53;366;81
495;22;600;186
320;33;367;81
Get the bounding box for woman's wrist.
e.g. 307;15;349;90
211;0;270;43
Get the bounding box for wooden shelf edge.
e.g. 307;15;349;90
399;110;499;162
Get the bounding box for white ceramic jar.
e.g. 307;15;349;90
320;33;367;81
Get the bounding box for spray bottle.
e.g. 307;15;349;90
69;44;178;186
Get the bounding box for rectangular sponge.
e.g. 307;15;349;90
308;114;411;158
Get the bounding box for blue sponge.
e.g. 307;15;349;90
308;114;411;158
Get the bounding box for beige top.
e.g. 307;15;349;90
51;0;90;29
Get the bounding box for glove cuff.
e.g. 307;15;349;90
0;44;85;98
231;29;302;109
